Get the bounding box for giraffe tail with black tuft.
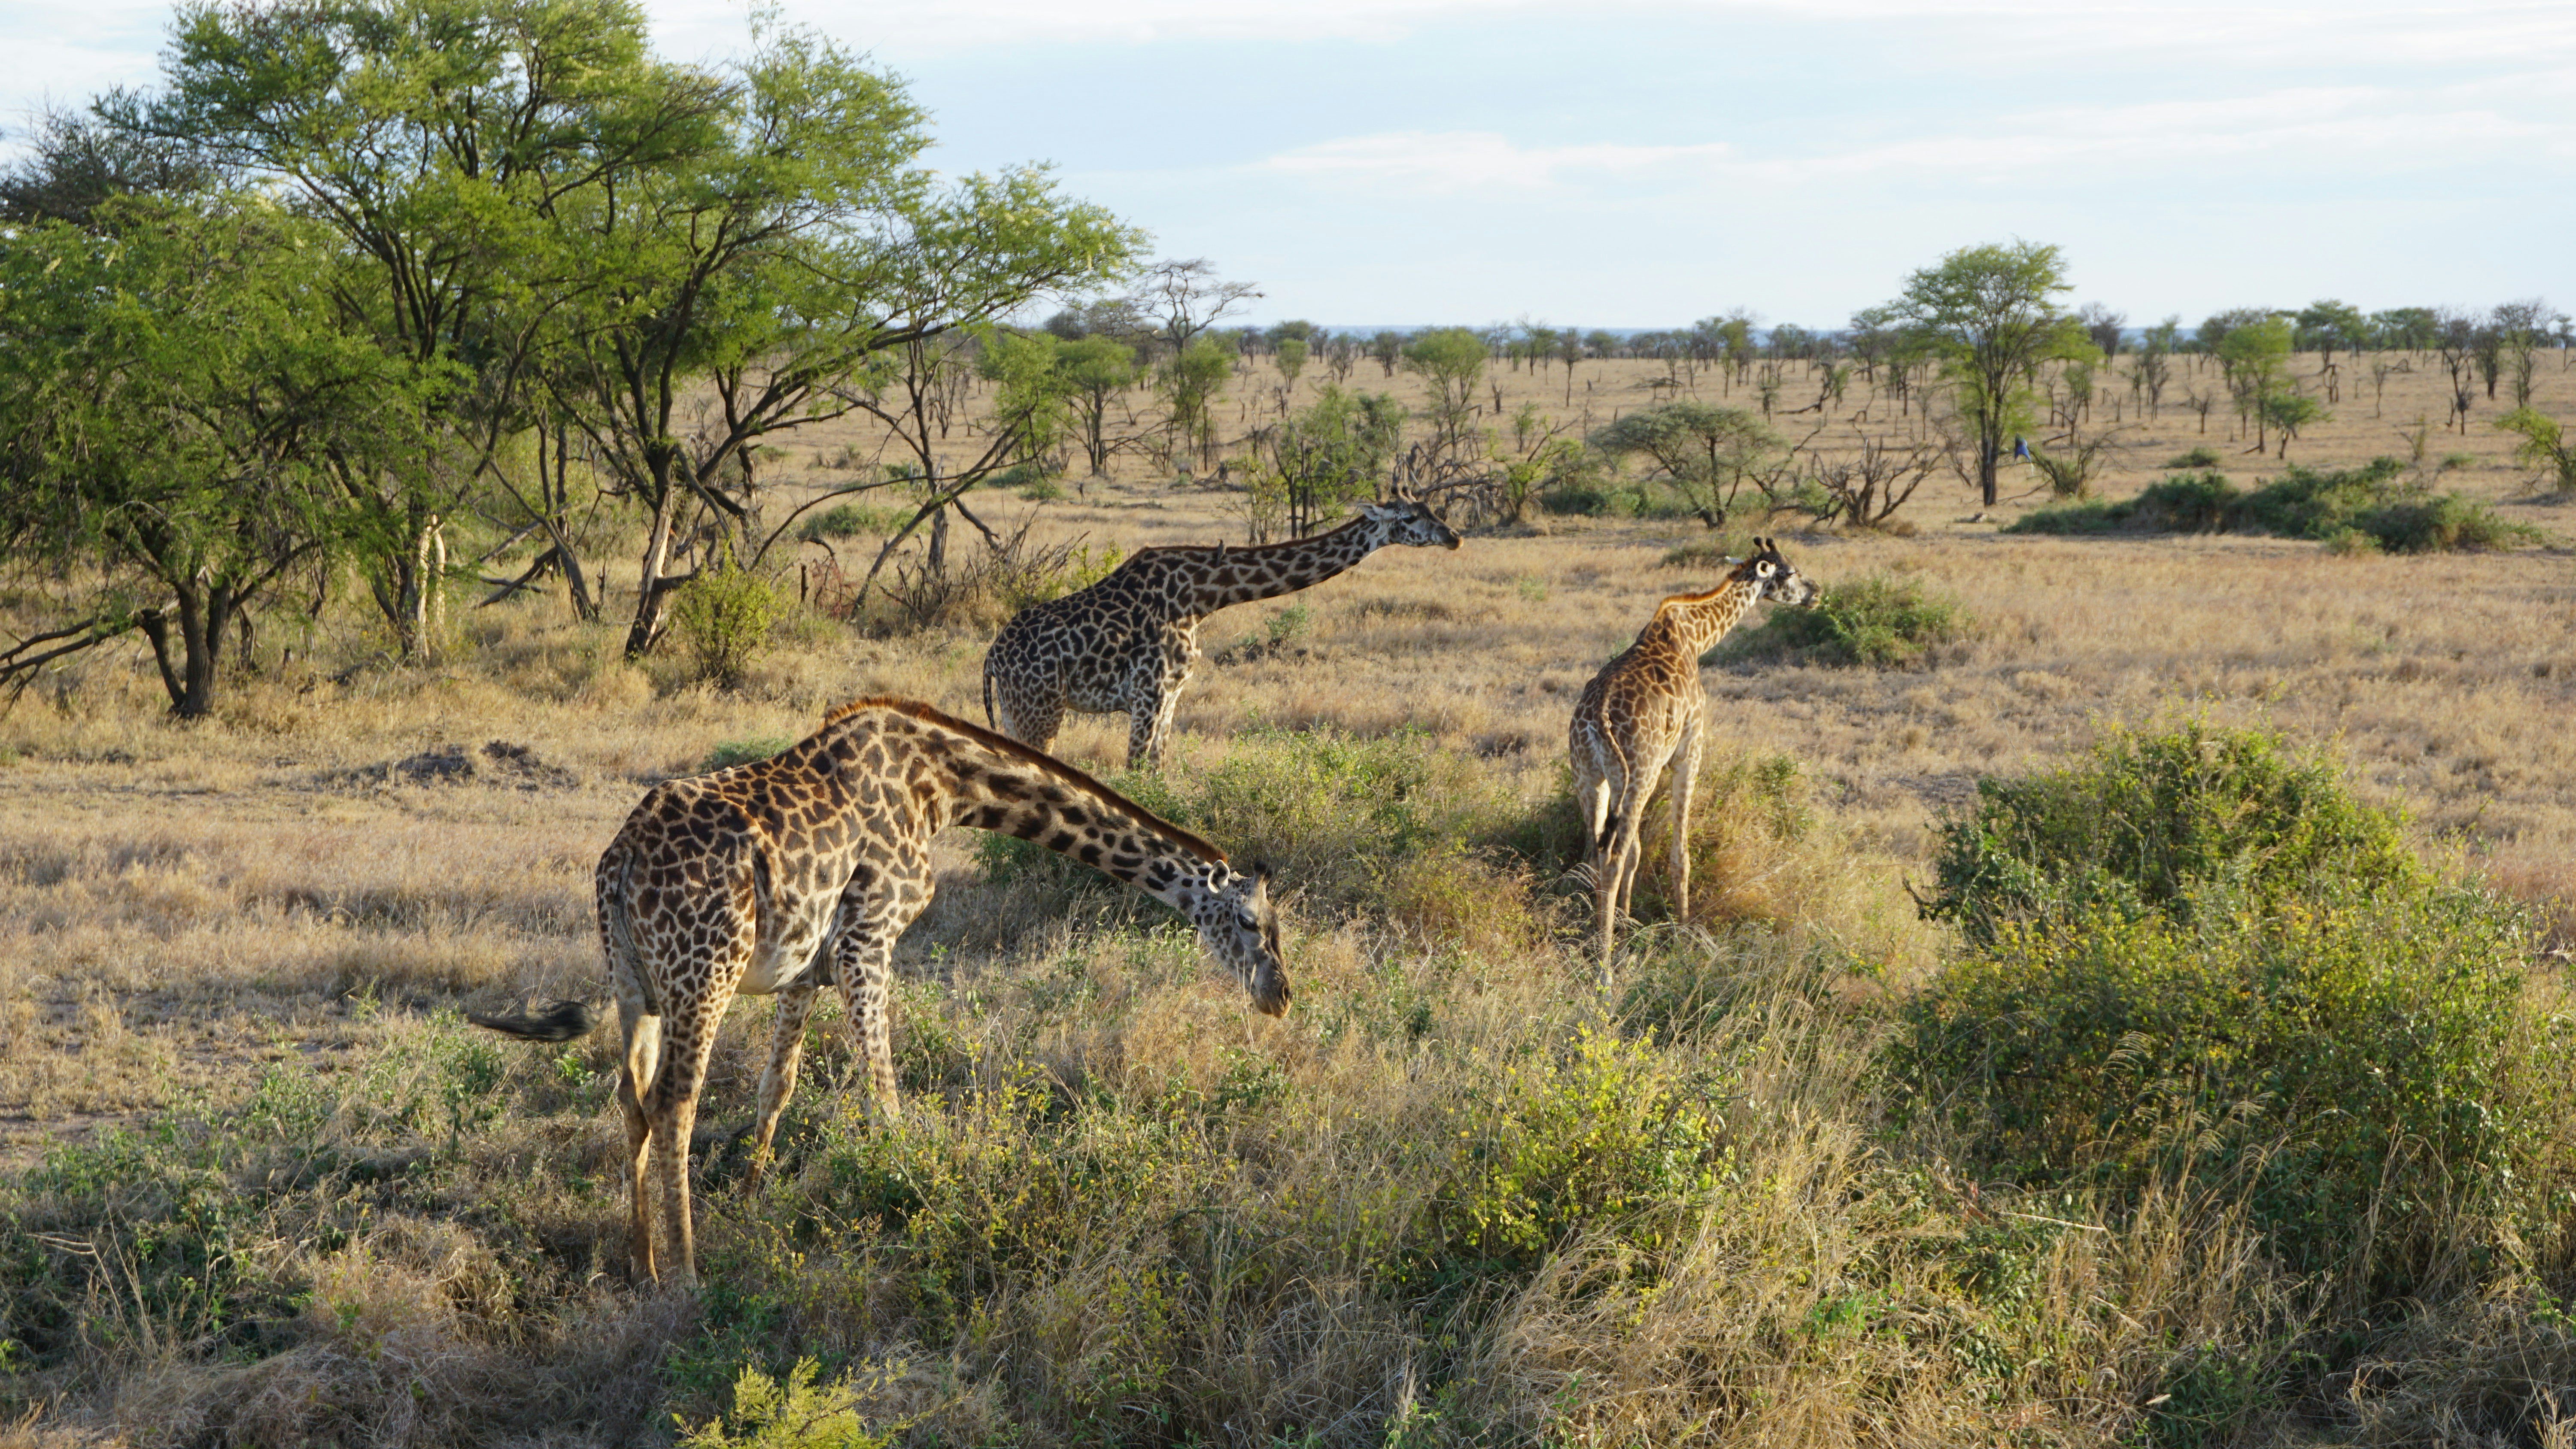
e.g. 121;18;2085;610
467;999;599;1042
981;660;996;730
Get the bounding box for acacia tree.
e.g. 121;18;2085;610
2435;310;2481;433
1590;403;1787;528
1401;327;1487;460
1131;259;1261;362
1060;337;1143;478
2371;307;2439;354
2077;303;2126;358
1157;336;1236;469
0;104;217;227
0;200;438;714
143;0;1139;658
1887;240;2091;505
521;24;1137;654
2219;316;2293;449
139;0;692;657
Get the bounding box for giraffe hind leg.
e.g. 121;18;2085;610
1599;782;1655;987
994;676;1065;755
644;1004;722;1288
616;1003;662;1283
1669;722;1705;926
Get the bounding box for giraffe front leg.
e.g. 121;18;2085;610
744;977;818;1192
855;946;901;1119
1128;689;1182;773
1124;634;1194;771
828;903;914;1122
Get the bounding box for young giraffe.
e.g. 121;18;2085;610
1569;538;1817;980
472;697;1289;1286
982;492;1461;769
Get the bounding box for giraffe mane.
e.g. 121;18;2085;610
816;696;1228;864
1120;512;1371;567
1651;570;1757;616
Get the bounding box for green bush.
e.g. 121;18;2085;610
1899;722;2549;1303
1432;1026;1731;1268
1920;721;2423;946
668;558;785;687
1657;534;1756;570
1537;480;1628;517
1719;573;1970;668
2130;470;2240;531
2000;500;2128;536
2227;456;2401;538
795;500;900;543
2165;445;2224;469
2356;491;2536;553
1897;885;2534;1296
703;737;795;772
677;1358;902;1449
2007;458;2537;553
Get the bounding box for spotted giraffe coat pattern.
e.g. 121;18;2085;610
473;697;1290;1285
982;494;1461;769
1568;538;1817;979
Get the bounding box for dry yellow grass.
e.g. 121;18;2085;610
0;343;2568;1443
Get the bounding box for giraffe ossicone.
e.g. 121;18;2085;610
981;490;1461;770
1567;537;1818;982
472;697;1289;1286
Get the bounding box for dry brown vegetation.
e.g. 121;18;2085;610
0;347;2571;1446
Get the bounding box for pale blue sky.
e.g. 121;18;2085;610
6;0;2570;328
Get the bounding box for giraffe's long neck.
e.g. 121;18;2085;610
1185;517;1384;613
930;725;1236;909
1650;576;1762;658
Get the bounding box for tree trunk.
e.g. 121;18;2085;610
137;577;237;718
625;485;681;658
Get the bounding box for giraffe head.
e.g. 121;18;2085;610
1742;536;1818;607
1360;490;1463;550
1190;862;1291;1016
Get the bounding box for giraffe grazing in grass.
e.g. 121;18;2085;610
982;492;1461;770
471;697;1289;1286
1569;538;1817;982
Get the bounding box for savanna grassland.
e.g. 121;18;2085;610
1;348;2573;1448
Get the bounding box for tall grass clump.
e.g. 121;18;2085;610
1899;722;2561;1312
1719;573;1970;668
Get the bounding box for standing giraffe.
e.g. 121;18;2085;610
1569;538;1817;980
471;697;1290;1286
982;492;1461;770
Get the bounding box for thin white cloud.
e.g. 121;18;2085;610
650;0;2576;64
1252;73;2571;201
1259;131;1735;192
